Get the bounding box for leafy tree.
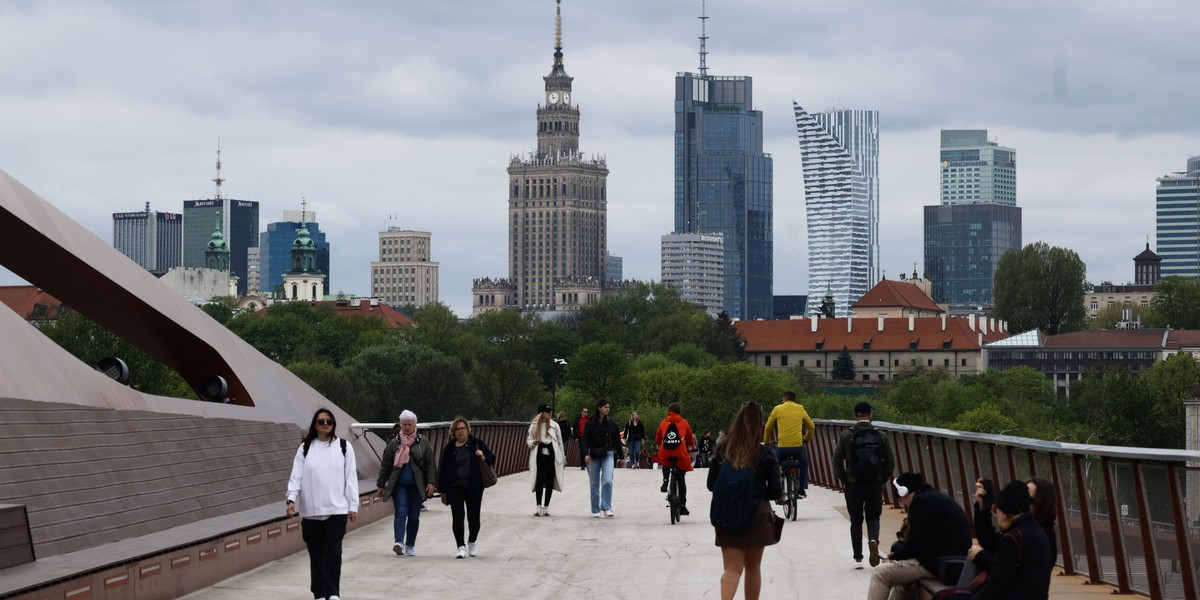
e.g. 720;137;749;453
469;348;545;420
402;303;465;357
1088;303;1151;330
288;361;378;422
831;347;856;380
1148;276;1200;329
993;242;1088;334
344;343;475;422
950;403;1019;434
566;341;632;403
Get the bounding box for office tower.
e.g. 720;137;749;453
1157;157;1200;278
675;9;773;319
924;130;1021;310
112;202;182;273
505;1;608;311
260;210;330;297
939;130;1016;206
371;228;439;308
246;247;260;295
794;106;879;316
661;232;725;316
606;253;623;281
181;149;258;296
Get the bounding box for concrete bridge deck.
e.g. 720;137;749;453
183;468;1116;600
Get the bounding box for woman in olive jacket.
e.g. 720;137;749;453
375;410;437;557
438;417;496;558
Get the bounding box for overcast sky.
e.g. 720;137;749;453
2;0;1197;317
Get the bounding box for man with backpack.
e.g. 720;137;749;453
655;402;697;515
832;401;895;570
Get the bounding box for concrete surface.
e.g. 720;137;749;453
182;467;1118;600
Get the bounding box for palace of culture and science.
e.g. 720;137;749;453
472;1;619;317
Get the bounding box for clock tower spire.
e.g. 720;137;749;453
537;0;578;158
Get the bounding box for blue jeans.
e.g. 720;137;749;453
391;484;421;546
626;440;642;467
777;446;809;490
586;451;615;513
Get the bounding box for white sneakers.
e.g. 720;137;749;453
404;545;415;557
468;542;478;557
604;510;615;517
853;560;864;570
592;512;602;518
455;546;467;559
392;543;404;556
535;505;549;517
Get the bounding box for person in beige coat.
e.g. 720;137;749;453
527;404;565;516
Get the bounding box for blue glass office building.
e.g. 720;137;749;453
924;203;1021;309
674;72;773;319
1156;157;1200;278
260;221;330;297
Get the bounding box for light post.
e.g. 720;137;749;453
1053;434;1075;443
999;428;1021;437
551;358;567;414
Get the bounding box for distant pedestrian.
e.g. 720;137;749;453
831;401;895;569
527;404;565;516
580;398;624;517
374;410;436;557
437;417;496;559
286;409;358;600
555;409;573;460
623;410;646;468
695;431;714;468
576;407;590;470
707;401;783;600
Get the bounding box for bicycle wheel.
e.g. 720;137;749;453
668;470;680;524
788;471;798;521
782;471;794;520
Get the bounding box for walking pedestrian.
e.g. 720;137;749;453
437;417;496;558
580;398;624;517
527;404;565;516
374;410;436;557
831;401;895;569
623;410;646;468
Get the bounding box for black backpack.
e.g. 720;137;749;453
709;459;758;531
849;428;884;479
662;420;683;450
303;437;347;458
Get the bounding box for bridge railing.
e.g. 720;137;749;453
811;419;1200;600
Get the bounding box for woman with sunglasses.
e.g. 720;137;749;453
437;416;496;558
286;409;358;600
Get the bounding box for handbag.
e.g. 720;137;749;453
478;454;497;488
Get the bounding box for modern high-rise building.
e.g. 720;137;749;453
939;130;1016;206
606;253;623;282
661;232;725;316
503;1;607;312
924;130;1021;310
112;202;182;273
260;211;330;297
674;11;773;320
181;150;258;296
371;228;439;308
1157;156;1200;278
794;106;879;317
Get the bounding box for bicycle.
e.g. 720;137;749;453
665;457;682;524
780;457;800;521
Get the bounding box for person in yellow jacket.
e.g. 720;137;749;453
763;391;815;498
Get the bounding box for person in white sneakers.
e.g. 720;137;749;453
375;410;437;557
286;409;358;600
527;404;565;516
438;417;496;558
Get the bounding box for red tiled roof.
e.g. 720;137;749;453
1043;329;1167;349
0;285;65;320
735;316;1008;353
330;300;416;328
851;280;941;313
1166;330;1200;348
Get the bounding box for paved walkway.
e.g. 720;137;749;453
183;468;1117;600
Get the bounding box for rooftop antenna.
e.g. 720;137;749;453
212;138;225;201
555;0;562;52
300;196;307;225
698;0;709;76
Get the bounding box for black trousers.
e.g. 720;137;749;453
301;515;348;600
448;486;482;546
843;480;883;561
662;467;688;506
534;444;556;506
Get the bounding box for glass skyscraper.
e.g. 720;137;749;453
675;72;773;319
112;203;182;273
183;198;259;296
1156;156;1200;278
260;218;330;297
924;130;1021;309
794;105;878;317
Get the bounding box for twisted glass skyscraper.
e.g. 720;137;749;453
794;105;879;317
675;73;773;319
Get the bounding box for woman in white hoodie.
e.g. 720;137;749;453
527;404;565;516
286;408;358;600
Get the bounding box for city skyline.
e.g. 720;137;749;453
0;1;1196;316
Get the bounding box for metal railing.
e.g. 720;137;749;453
810;419;1200;600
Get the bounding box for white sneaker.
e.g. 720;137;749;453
542;506;551;517
592;512;602;518
853;560;864;570
604;510;615;517
455;546;467;558
468;542;478;557
393;542;404;556
329;597;341;600
404;545;415;556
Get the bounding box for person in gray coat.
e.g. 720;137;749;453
375;410;437;557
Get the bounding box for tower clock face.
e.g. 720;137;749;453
562;92;570;105
548;92;560;104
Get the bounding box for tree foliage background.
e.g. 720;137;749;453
994;242;1087;335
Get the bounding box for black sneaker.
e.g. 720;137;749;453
869;540;880;567
678;506;690;516
660;481;669;493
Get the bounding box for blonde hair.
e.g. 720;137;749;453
530;412;550;438
715;402;765;469
450;416;471;436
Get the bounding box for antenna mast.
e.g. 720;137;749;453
212;138;225;200
555;0;562;51
698;0;709;76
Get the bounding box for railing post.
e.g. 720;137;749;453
1005;444;1018;481
1048;453;1075;576
955;439;975;534
1072;453;1102;584
1165;462;1198;600
1129;460;1163;600
1100;456;1133;594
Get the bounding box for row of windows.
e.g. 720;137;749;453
761;355;970;368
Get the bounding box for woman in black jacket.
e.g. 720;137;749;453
969;480;1053;600
580;398;624;517
437;417;496;559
